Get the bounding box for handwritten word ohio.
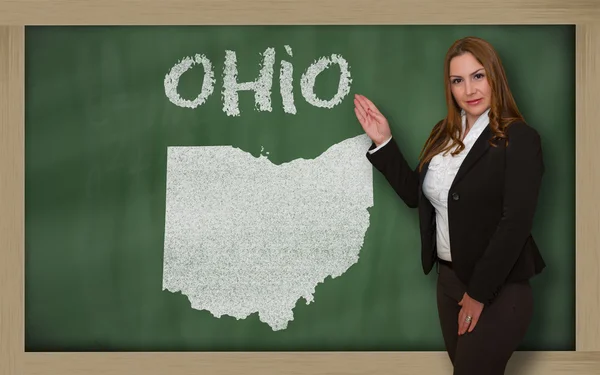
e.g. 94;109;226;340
164;45;352;116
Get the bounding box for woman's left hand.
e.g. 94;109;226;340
458;292;484;335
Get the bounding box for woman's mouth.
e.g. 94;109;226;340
466;98;482;106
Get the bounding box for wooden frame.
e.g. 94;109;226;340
1;1;599;374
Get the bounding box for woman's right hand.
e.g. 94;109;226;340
353;94;392;146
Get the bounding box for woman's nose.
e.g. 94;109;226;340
465;81;476;95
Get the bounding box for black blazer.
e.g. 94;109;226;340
366;120;546;306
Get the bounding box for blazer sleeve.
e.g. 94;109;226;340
365;137;420;208
466;122;545;305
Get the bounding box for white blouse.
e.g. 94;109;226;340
422;109;490;261
369;109;490;262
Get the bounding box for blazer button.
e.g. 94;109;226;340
452;192;460;201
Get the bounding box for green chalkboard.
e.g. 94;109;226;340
25;25;575;352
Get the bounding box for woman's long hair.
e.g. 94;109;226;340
417;37;524;172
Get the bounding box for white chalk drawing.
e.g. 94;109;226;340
164;53;216;109
280;45;296;115
162;134;374;331
222;48;275;116
163;45;352;116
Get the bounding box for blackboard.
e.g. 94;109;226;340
24;24;575;351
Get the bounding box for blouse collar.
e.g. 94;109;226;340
461;107;491;132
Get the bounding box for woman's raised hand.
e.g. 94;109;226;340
353;94;392;146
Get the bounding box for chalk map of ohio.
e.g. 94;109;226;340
162;134;374;331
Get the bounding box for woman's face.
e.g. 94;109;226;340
449;52;492;125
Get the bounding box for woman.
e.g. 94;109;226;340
354;36;546;374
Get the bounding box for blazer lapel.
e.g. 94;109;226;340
419;158;431;197
450;124;492;189
419;159;430;186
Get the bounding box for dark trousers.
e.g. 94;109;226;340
436;262;533;375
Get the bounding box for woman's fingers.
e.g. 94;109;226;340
360;95;385;117
354;98;378;132
354;97;368;120
356;95;384;124
356;95;389;131
458;309;482;335
458;308;471;335
458;308;465;335
354;95;370;116
370;108;387;125
354;107;367;126
463;315;473;335
468;313;480;333
354;103;371;130
354;94;391;145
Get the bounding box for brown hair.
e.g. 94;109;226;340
417;36;524;171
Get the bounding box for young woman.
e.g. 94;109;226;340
354;36;546;375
